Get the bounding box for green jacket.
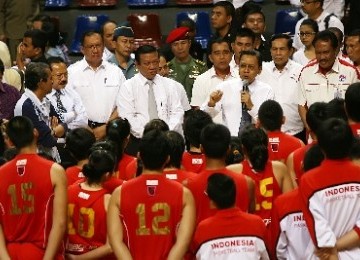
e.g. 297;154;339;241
168;56;207;101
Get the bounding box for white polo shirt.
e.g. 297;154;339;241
118;73;184;138
201;78;274;136
298;58;360;107
258;60;304;135
67;58;125;123
293;11;344;50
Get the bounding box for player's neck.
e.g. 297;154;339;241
205;158;226;170
19;144;37;154
189;145;201;153
142;168;163;175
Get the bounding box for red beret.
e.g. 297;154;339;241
166;27;190;44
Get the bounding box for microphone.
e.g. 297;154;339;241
242;79;249;110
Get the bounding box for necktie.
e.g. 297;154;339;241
147;81;158;120
238;81;252;136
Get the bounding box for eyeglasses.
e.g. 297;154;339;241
298;32;317;37
300;0;319;5
84;44;103;50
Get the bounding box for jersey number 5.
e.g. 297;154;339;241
136;203;170;236
7;182;34;215
255;177;273;211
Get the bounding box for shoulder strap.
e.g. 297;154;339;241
324;13;336;29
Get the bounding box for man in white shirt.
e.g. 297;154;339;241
298;30;360;131
46;57;88;130
293;0;344;50
258;34;305;141
67;30;125;140
290;0;345;20
230;28;256;72
191;38;238;124
118;44;184;141
202;50;274;136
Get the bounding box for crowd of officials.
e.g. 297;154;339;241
1;0;360;259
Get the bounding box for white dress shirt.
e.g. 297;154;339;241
258;60;304;135
298;58;360;107
290;0;345;20
293;11;344;50
201;78;275;136
67;58;125;123
102;47;114;61
46;87;88;130
229;55;240;73
174;81;191;111
292;47;312;66
118;73;184;138
191;66;238;124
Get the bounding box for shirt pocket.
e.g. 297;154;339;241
304;83;321;93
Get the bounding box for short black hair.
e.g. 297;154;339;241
100;20;117;35
300;18;319;33
47;56;65;67
207;173;236;209
312;30;338;50
24;29;48;53
258;100;283;131
270;33;293;50
81;30;103;46
165;131;185;169
82;149;116;185
200;123;231;159
347;29;360;39
244;9;266;23
143;119;169;135
207;37;232;55
233;28;256;43
306;102;329;136
135;45;158;64
139;130;170;170
317;118;354;159
6;116;35;149
24;62;50;91
326;98;347;121
345;82;360;122
240;49;262;67
328;27;344;45
184;110;213;148
213;1;235;18
66;128;96;161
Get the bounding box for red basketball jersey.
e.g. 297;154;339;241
0;154;55;250
242;160;282;226
120;174;184;260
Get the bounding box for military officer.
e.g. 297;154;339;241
167;27;207;101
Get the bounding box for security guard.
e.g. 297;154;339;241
167;27;207;101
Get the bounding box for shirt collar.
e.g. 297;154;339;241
138;72;159;86
270;60;291;72
315;58;340;75
81;57;106;71
210;66;238;79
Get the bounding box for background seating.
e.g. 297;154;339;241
274;8;302;36
127;13;162;49
176;11;211;49
70;14;109;54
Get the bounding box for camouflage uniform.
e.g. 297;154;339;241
168;57;207;101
